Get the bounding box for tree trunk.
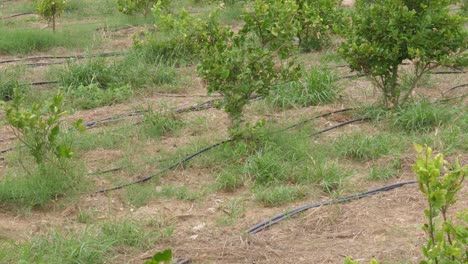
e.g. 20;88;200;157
384;65;399;108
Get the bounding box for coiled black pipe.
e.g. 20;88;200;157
247;180;418;234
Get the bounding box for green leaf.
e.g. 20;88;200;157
145;249;172;264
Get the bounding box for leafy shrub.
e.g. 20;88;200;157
413;144;467;264
34;0;66;32
345;145;467;263
2;91;84;165
0;92;86;208
198;0;302;127
340;0;467;108
145;249;172;264
268;66;340;109
118;0;167;16
294;0;343;51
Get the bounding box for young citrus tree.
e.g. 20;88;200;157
198;0;302;129
34;0;66;32
294;0;342;51
118;0;168;16
340;0;466;108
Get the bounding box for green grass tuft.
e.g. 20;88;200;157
392;100;457;133
268;67;341;109
333;133;398;161
368;159;402;181
0;27;94;55
254;185;306;207
0;161;87;209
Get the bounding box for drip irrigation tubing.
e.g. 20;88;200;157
86;108;356;175
93;110;368;194
247;180;418;234
311;117;369;136
95;139;235;193
0;12;34;20
84;98;218;129
442;83;468;95
276;108;354;133
0;51;123;65
431;71;466;75
30;81;60;86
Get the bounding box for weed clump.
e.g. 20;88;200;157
391;100;457;133
268;66;341;109
333;133;398;161
57;55;176;109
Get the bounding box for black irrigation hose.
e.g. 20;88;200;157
0;12;34;20
247;180;418;234
338;73;365;80
94;111;368;193
442;83;468;95
30;81;60;86
0;51;123;65
27;62;66;68
276;108;354;133
176;259;192;264
95;139;235;193
85;99;218;129
311;117;369;136
0;147;13;154
431;71;466;75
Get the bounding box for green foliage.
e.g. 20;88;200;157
34;0;66;32
268;66;340;109
0;91;86;208
216;166;245;191
217;198;246;226
2;91;85;165
197;0;302;126
0;68;23;102
333;133;397;161
294;0;342;51
368;158;402;181
413;145;467;264
344;257;380;264
101;219;161;248
253;185;306;207
0;161;86;208
141;106;184;139
0;27;93;55
340;0;467;108
118;0;166;16
0;219;173;263
64;83;133;110
57;56;175;109
391;100;457;133
145;249;172;264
